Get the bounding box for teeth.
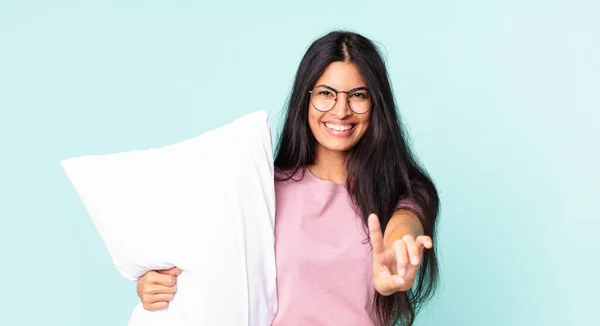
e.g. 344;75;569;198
325;123;353;131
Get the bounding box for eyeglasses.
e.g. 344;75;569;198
308;85;372;114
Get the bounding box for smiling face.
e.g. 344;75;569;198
308;61;372;155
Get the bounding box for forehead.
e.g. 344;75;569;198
314;61;367;89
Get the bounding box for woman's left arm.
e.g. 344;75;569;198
384;195;431;244
383;209;424;247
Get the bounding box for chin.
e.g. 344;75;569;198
318;138;356;153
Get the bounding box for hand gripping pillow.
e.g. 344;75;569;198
61;110;277;326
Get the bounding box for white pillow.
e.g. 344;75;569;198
61;110;277;326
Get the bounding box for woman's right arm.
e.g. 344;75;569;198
136;267;182;311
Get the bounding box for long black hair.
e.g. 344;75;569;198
274;30;440;326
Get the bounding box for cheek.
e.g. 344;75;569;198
358;115;371;133
308;109;323;132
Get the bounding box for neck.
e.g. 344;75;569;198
308;145;349;184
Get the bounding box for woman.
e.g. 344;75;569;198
136;31;440;326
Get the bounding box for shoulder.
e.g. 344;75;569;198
274;166;306;183
274;167;310;196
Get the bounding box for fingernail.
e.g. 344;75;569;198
399;268;406;276
412;256;420;265
395;277;405;285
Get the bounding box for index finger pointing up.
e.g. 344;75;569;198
368;213;385;255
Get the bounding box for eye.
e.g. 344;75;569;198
318;90;334;98
351;91;369;99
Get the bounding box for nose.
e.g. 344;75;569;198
329;94;351;119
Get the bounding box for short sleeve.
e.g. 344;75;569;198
394;197;424;219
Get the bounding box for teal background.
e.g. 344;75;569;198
1;0;598;325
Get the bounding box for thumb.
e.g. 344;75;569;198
368;214;385;255
158;267;182;276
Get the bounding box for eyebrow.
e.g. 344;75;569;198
315;84;369;93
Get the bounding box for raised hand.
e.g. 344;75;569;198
368;213;432;296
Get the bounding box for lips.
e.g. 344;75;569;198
322;122;357;138
323;122;356;131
